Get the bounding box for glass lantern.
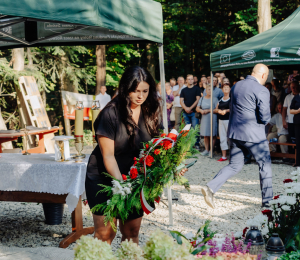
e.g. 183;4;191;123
75;101;84;110
91;100;100;110
244;226;266;259
266;233;285;260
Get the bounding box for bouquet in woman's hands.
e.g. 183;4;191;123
92;124;198;230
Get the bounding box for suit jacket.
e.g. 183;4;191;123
228;75;271;143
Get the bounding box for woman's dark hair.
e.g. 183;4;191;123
118;66;161;143
265;82;272;91
271;79;280;90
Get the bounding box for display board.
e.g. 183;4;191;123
18;76;55;153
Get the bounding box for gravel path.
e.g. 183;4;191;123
0;146;293;251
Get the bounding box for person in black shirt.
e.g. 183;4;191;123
214;84;231;161
86;66;187;245
290;90;300;167
180;74;201;143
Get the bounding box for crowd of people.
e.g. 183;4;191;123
158;70;300;166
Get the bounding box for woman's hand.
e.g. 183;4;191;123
177;167;188;177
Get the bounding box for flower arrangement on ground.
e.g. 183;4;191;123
92;125;198;229
74;229;195;260
242;168;300;252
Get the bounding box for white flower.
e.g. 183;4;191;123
281;205;291;211
269;222;273;228
261;226;269;236
276;208;281;212
139;150;144;158
284;183;294;188
268;200;277;205
234;231;243;238
184;232;194;240
292;183;300;193
107;200;111;205
127;183;132;188
291;171;298;176
123;187;131;195
286;196;297;205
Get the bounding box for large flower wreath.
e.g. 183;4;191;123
92;124;198;230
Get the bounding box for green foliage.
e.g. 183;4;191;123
278;250;300;260
92;125;198;230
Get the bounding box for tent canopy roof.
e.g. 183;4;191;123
210;7;300;71
0;0;163;49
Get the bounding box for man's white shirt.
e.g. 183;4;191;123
283;93;294;123
95;92;111;110
172;84;186;107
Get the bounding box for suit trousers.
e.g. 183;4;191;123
207;138;273;203
174;107;183;131
295;124;300;165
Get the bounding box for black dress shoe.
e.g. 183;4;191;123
244;160;251;165
262;202;270;208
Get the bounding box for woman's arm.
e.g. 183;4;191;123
98;136;123;181
290;108;300;115
213;104;219;114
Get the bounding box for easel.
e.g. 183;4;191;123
17;76;55;153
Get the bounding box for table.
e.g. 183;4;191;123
0;127;62;153
0;154;94;248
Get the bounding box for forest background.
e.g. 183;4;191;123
0;0;300;139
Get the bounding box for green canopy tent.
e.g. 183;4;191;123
208;7;300;158
0;0;175;225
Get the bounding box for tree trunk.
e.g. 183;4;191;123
27;48;34;69
257;0;272;33
146;43;155;80
59;55;76;136
95;45;106;95
12;48;25;71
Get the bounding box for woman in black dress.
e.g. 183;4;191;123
86;66;187;245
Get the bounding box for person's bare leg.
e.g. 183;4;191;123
93;214;117;244
204;136;209;151
119;217;143;244
222;150;227;158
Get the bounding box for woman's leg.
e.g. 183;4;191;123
119;217;143;244
204;136;210;151
93;214;117;244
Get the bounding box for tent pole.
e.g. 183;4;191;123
210;71;213;158
158;44;173;226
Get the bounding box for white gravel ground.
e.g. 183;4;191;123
0;147;293;251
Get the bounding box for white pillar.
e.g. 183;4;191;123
158;44;173;226
210;71;213;158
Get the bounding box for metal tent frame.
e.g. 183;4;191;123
0;4;174;225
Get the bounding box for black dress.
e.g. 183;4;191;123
290;94;300;165
85;98;152;219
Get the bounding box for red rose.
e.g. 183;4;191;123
134;157;137;161
145;144;149;149
122;174;127;181
145;155;155;167
275;223;279;228
163;140;172;150
154;149;161;155
139;157;144;164
274;195;280;200
134;161;137;166
130;167;138;179
262;209;274;222
161;133;166;137
242;227;249;237
83;200;88;206
152;138;160;144
283;179;293;183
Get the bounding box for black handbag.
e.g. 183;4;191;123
195;98;203;119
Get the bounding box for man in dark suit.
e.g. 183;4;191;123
201;64;273;208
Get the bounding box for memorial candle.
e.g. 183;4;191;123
91;101;100;136
75;101;84;136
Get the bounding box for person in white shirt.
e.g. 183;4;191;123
267;102;289;156
95;86;111;110
172;76;186;130
282;81;299;143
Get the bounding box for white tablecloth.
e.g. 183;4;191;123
0;153;89;212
